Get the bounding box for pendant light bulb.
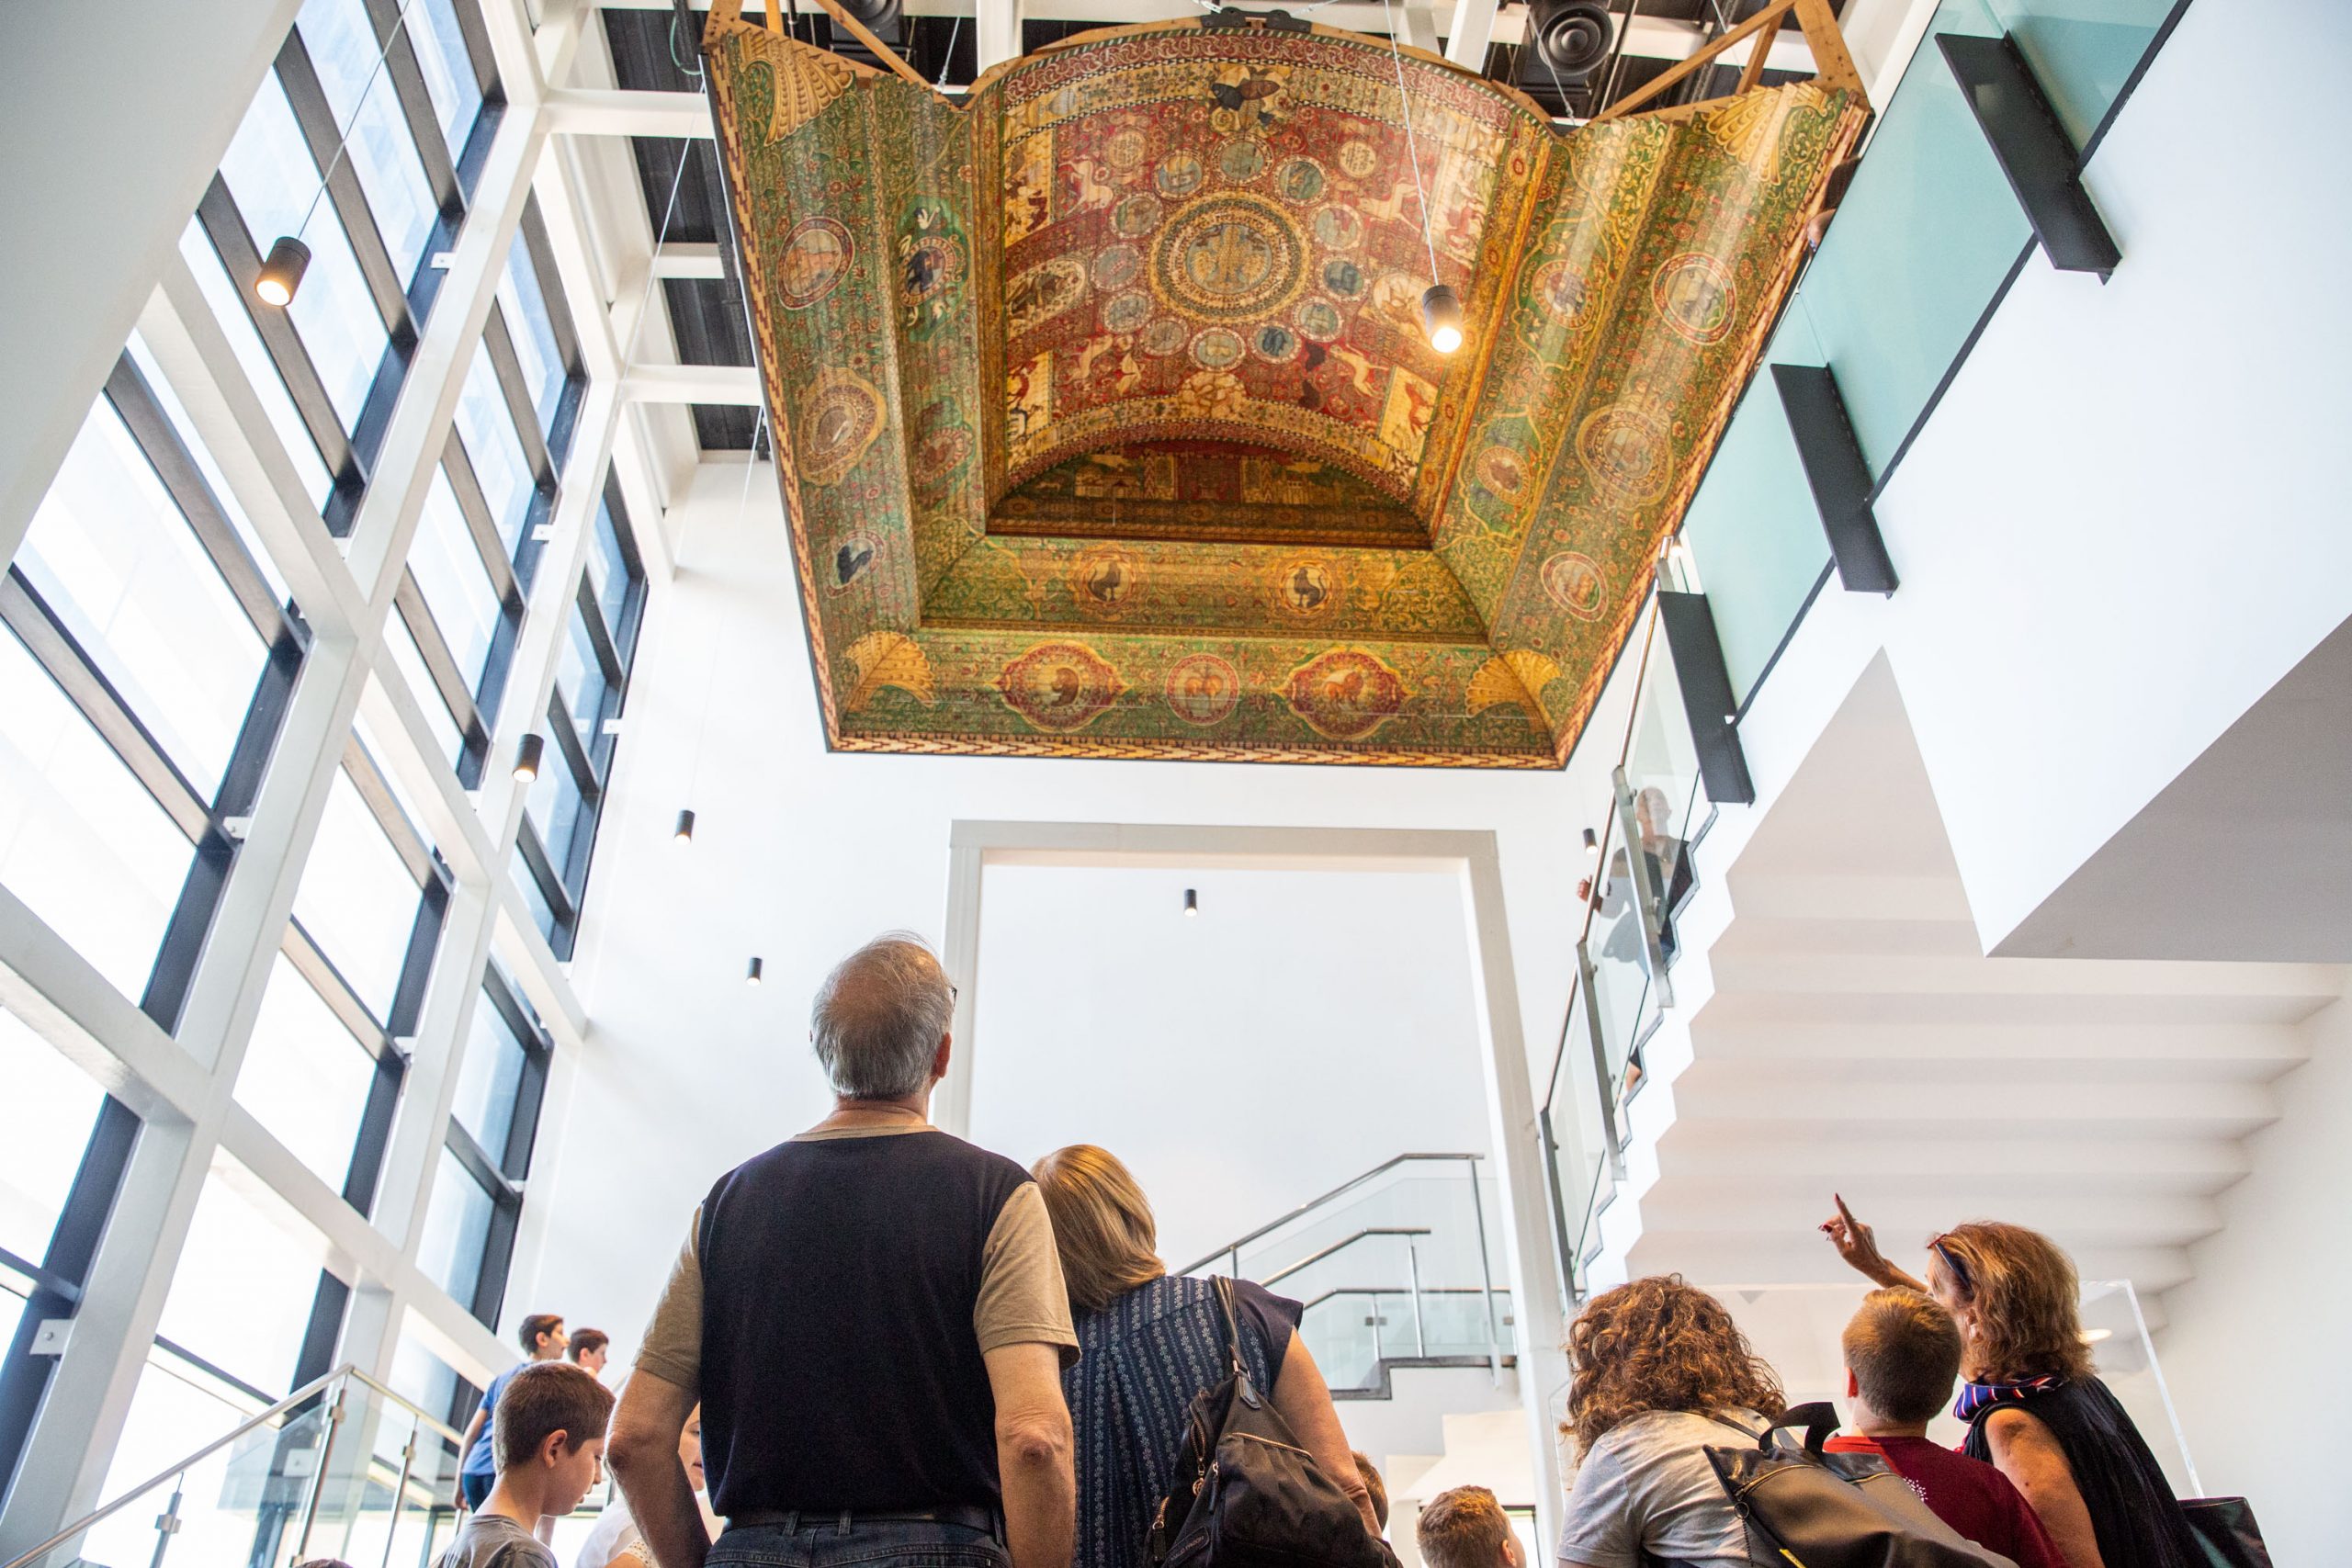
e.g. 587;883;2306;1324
1421;284;1464;355
674;807;696;845
1183;888;1199;918
746;956;763;987
1582;827;1600;856
256;236;311;308
513;732;545;784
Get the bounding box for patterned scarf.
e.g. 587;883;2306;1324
1955;1373;2067;1423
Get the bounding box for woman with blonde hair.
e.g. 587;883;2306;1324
1030;1145;1377;1568
1823;1201;2200;1568
1556;1275;1785;1568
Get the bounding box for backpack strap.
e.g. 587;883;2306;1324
1212;1274;1245;1379
1757;1402;1841;1455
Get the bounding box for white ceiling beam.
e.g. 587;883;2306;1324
627;363;764;404
1445;0;1500;66
976;0;1024;72
545;85;714;138
652;241;727;279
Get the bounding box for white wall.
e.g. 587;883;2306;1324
967;863;1491;1269
2157;993;2352;1563
1853;0;2352;953
0;0;302;562
512;460;1600;1361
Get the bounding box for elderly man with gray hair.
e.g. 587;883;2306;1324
609;934;1080;1568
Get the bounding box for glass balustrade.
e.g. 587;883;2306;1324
1183;1156;1511;1394
8;1368;467;1568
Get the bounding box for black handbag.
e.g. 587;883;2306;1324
2180;1497;2273;1568
1698;1404;2019;1568
1144;1277;1395;1568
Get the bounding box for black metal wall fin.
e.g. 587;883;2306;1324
1771;364;1898;595
1656;590;1756;807
1939;32;2120;279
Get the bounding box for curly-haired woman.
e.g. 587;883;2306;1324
1555;1276;1785;1568
1823;1201;2200;1568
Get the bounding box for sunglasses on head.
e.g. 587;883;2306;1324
1929;1234;1973;1298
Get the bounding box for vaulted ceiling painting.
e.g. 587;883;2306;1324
704;6;1865;764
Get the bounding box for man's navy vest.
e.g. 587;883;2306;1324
695;1129;1032;1517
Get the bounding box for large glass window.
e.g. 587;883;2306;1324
418;1147;496;1309
296;0;441;281
291;764;430;1021
234;953;379;1190
153;1162;338;1397
454;343;537;555
509;474;645;958
0;1008;106;1268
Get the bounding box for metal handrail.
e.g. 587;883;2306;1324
1175;1153;1481;1275
3;1362;468;1568
1259;1227;1430;1288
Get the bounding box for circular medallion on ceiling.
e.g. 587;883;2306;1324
1113;192;1164;238
1531;257;1587;320
1252;323;1298;362
900;232;963;306
997;641;1125;733
1166;653;1241;726
1272;556;1342;618
1575;402;1673;504
795;367;885;487
829;532;878;594
1274;157;1326;204
1156;152;1205;198
1540;551;1607;621
1321;258;1365;299
1139;317;1191;356
1476;442;1532;503
777;217;854;310
1152;193;1308;322
1217;139;1266;183
1092;244;1142;291
1190;329;1246;370
910;403;973;489
1284;648;1406;741
1103;289;1153;333
1106;126;1150;170
1069;546;1145;619
1294;299;1343;344
1652;252;1737;344
1311;204;1364;251
1337;140;1379;180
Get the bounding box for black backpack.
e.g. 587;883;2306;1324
1144;1277;1396;1568
1687;1404;2019;1568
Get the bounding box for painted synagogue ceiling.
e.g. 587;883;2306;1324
703;6;1866;764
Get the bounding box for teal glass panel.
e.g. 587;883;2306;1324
1680;305;1829;703
1802;0;2032;475
1989;0;2178;149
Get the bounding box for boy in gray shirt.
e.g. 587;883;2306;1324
437;1361;615;1568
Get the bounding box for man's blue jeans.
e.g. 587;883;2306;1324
710;1517;1011;1568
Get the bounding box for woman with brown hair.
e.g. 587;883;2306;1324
1822;1201;2201;1568
1556;1276;1785;1568
1030;1145;1377;1568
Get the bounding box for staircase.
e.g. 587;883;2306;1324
1589;659;2339;1304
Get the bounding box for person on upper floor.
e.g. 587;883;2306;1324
458;1314;571;1512
1555;1275;1785;1568
1822;1198;2203;1568
1826;1286;2064;1568
1029;1144;1375;1568
570;1328;610;1379
606;933;1080;1568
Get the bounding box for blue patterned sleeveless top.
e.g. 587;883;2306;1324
1064;1274;1303;1568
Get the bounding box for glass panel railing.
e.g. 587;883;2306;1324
1710;1280;2202;1495
1182;1155;1510;1391
1989;0;2179;151
7;1368;468;1568
1538;972;1614;1308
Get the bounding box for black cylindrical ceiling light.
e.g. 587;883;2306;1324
513;732;545;783
674;808;696;844
1421;284;1464;355
1583;827;1600;856
255;236;312;308
1183;888;1199;918
746;955;763;986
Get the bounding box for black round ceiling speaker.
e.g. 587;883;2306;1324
1531;0;1615;82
